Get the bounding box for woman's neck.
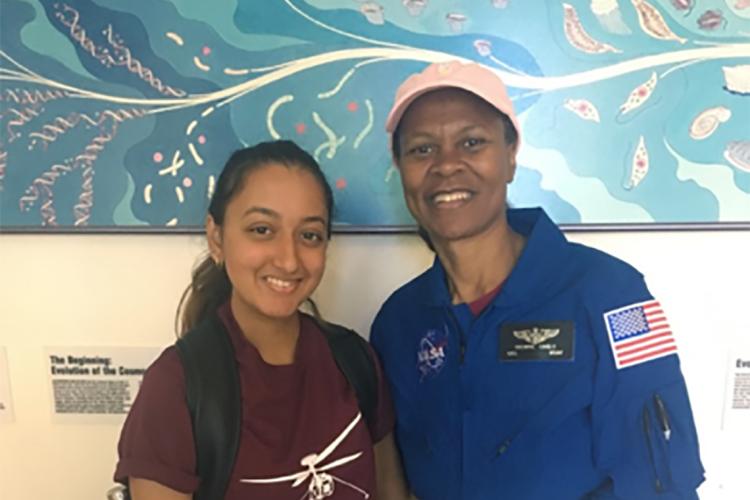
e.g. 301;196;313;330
230;294;300;365
434;220;525;305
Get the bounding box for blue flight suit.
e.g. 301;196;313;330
370;208;704;500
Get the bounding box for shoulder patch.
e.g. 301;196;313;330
603;299;677;370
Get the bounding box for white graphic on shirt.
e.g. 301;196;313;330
240;412;370;499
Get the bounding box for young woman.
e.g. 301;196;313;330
115;140;408;500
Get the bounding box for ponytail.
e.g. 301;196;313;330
175;255;232;336
304;298;326;324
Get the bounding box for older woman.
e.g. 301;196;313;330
370;61;704;500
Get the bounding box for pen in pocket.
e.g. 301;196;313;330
653;393;671;442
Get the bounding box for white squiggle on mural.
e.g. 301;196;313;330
225;60;297;76
266;94;295;139
318;58;387;99
165;32;183;46
144;183;153;204
313;112;345;160
158;150;184;177
207;175;215;200
354;99;374;149
187;142;203;166
315;136;346;162
193;56;210;72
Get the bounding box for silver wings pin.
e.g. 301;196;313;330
513;327;560;346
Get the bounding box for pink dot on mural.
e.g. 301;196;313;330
182;177;193;188
153;152;163;162
202;46;211;56
347;101;358;112
198;134;206;144
295;123;306;134
335;178;347;190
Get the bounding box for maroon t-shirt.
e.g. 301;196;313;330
467;282;503;316
115;304;394;499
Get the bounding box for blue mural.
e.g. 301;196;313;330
0;0;748;231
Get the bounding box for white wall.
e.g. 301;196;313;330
0;230;748;499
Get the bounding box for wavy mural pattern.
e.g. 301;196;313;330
0;0;748;230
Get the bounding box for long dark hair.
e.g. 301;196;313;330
175;140;334;335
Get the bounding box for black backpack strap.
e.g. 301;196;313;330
317;320;379;433
175;315;241;500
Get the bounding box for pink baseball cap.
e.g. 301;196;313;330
385;60;521;144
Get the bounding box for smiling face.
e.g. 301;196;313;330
395;88;518;245
207;163;329;322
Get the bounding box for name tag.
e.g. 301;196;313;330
499;321;575;361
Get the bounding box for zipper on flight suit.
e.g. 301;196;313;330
642;405;664;493
446;309;467;364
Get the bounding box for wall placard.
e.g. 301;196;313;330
45;346;160;424
0;347;14;423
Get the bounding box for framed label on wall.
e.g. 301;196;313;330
0;347;14;423
1;0;748;232
45;346;160;424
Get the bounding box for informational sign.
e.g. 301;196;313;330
0;347;14;423
45;346;161;424
722;332;750;432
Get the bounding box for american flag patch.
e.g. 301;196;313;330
603;299;677;370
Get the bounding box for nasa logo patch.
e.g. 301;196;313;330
417;327;449;381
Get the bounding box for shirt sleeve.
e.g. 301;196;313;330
114;346;199;493
366;343;396;443
586;269;705;499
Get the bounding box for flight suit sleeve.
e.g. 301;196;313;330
585;268;704;499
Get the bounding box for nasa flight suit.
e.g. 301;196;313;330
371;208;704;500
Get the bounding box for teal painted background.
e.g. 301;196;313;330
1;0;748;231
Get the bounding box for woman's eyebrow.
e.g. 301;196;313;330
241;206;279;218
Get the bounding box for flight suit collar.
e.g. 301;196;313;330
420;207;570;308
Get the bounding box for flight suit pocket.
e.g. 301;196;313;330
602;379;704;499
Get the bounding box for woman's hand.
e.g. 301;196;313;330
374;432;411;500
